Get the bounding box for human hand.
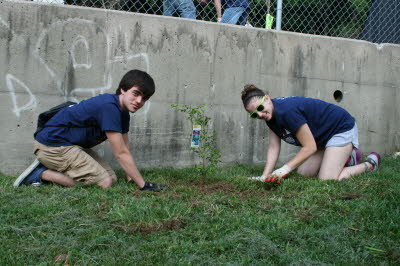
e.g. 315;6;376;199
266;165;291;183
248;175;267;182
140;181;171;192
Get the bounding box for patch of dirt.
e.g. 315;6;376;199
97;202;109;212
296;211;314;223
160;218;186;231
53;254;69;265
169;192;183;200
294;209;322;223
128;190;142;198
187;197;204;207
95;202;110;218
190;180;268;199
341;194;363;200
113;218;186;235
190;180;269;201
191;180;237;194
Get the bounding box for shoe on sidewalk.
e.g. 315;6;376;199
365;152;381;171
345;147;361;167
13;159;48;187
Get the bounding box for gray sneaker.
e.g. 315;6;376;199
365;152;381;171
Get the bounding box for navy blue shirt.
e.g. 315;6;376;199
35;94;130;149
266;97;355;148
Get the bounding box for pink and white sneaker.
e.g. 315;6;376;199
365;152;381;171
345;148;361;167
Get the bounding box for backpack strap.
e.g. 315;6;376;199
34;101;91;137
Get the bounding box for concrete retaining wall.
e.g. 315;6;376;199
1;1;400;175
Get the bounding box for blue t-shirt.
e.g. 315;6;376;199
266;97;355;147
35;94;130;149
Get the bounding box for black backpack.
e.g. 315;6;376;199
34;101;77;137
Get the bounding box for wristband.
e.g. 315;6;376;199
271;164;291;178
266;164;291;183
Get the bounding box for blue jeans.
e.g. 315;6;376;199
221;7;249;25
163;0;196;19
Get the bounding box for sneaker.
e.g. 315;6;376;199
13;159;48;187
345;147;361;167
365;152;381;171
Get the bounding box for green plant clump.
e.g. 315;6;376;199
171;104;221;178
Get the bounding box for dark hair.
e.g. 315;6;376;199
241;84;267;108
116;70;155;100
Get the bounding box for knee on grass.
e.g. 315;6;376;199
97;175;114;189
111;175;117;184
317;168;342;180
297;167;318;178
318;173;340;181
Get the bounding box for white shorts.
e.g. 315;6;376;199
325;123;359;149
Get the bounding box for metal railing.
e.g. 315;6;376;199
25;0;400;44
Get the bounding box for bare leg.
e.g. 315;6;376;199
297;150;324;177
338;162;373;180
42;169;116;188
41;169;77;187
319;143;353;180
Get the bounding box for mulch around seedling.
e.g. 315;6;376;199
189;179;271;199
191;180;236;194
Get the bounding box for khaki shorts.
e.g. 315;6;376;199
34;141;115;185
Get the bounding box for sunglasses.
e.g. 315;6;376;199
249;96;265;119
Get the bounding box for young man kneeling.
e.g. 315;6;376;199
14;70;168;191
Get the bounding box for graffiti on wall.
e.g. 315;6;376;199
0;16;150;117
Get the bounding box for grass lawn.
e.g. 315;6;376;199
1;157;399;265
